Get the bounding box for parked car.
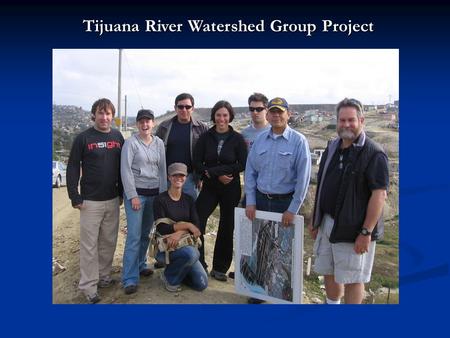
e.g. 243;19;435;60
53;161;67;188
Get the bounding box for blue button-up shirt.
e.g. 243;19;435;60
245;126;311;214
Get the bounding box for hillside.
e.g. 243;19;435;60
53;106;398;304
155;103;337;124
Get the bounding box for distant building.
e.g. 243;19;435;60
364;105;377;112
304;109;319;116
309;115;323;123
377;104;387;114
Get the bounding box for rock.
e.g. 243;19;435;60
52;258;66;276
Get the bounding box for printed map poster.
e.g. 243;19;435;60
234;207;303;304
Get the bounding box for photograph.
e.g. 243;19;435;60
234;208;303;304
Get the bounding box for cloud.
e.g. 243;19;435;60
53;49;398;116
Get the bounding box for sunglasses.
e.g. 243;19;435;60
249;107;266;112
177;105;193;110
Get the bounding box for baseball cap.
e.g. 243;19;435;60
267;97;289;112
168;162;188;176
136;109;155;121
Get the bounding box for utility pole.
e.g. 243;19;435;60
124;94;127;131
117;49;122;130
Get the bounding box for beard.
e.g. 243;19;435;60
338;128;358;140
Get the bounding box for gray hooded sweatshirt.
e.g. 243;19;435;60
121;133;167;200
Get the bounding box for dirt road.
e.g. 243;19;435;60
52;187;248;304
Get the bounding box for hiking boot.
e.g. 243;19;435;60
160;272;181;292
210;270;227;282
124;284;138;295
140;268;154;277
98;278;117;288
86;293;101;304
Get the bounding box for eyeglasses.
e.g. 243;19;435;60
249;107;266;112
177;105;193;110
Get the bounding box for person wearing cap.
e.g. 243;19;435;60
153;163;207;292
155;93;208;200
193;100;247;281
120;109;167;295
67;98;124;304
244;97;311;303
308;98;389;304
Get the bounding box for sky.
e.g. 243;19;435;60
53;49;399;117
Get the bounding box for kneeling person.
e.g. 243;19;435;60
153;163;208;292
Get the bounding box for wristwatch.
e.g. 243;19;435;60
360;227;372;236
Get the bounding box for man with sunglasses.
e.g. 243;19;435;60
228;93;271;282
308;98;389;304
241;93;271;151
244;97;311;303
156;93;208;200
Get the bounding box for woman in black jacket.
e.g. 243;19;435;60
194;100;247;281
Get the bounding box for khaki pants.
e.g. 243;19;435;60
79;197;120;297
313;214;376;284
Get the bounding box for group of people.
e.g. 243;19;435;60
66;92;389;305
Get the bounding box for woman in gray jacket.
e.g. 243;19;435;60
121;109;167;294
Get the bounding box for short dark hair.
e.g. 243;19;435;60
336;98;364;119
175;93;195;107
210;100;235;123
248;92;268;106
91;98;116;121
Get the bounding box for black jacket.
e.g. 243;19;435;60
313;132;389;243
193;126;247;189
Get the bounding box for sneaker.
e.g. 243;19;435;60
98;278;117;288
210;270;227;282
124;284;138;295
248;297;265;304
154;261;165;269
86;293;101;304
160;272;181;292
140;268;154;277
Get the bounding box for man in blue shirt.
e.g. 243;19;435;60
245;97;311;225
244;97;311;303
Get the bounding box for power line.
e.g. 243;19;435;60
123;50;144;110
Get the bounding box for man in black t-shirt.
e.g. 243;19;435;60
67;98;124;304
309;98;389;304
155;93;208;200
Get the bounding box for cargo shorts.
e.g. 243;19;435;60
313;214;376;284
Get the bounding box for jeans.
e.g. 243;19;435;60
256;190;292;213
122;195;155;287
169;173;198;201
156;246;208;291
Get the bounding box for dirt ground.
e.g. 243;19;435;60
52;187;255;304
